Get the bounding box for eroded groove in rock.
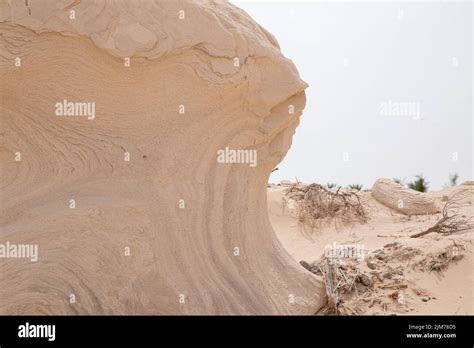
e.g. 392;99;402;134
371;179;440;216
0;0;325;314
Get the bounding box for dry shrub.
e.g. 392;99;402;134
285;183;367;230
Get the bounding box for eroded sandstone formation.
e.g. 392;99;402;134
0;0;324;314
371;179;439;216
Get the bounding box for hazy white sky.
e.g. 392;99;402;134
232;0;473;190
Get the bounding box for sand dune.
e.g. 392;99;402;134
0;0;324;314
269;182;473;315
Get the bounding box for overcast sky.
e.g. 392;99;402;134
232;0;472;190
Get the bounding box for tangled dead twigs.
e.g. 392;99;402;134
419;243;466;272
411;190;474;238
313;257;365;315
312;242;467;315
285;183;367;229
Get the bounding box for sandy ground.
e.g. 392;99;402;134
268;182;474;315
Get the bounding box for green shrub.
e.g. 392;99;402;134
408;174;429;192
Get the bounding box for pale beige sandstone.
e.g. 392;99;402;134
371;178;440;216
0;0;325;314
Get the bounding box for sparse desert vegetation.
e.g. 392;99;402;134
284;183;367;230
268;176;473;315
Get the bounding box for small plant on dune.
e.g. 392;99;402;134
408;174;429;192
449;173;459;186
348;184;363;191
326;183;338;189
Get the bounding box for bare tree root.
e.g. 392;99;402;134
411;190;474;238
313;257;366;315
